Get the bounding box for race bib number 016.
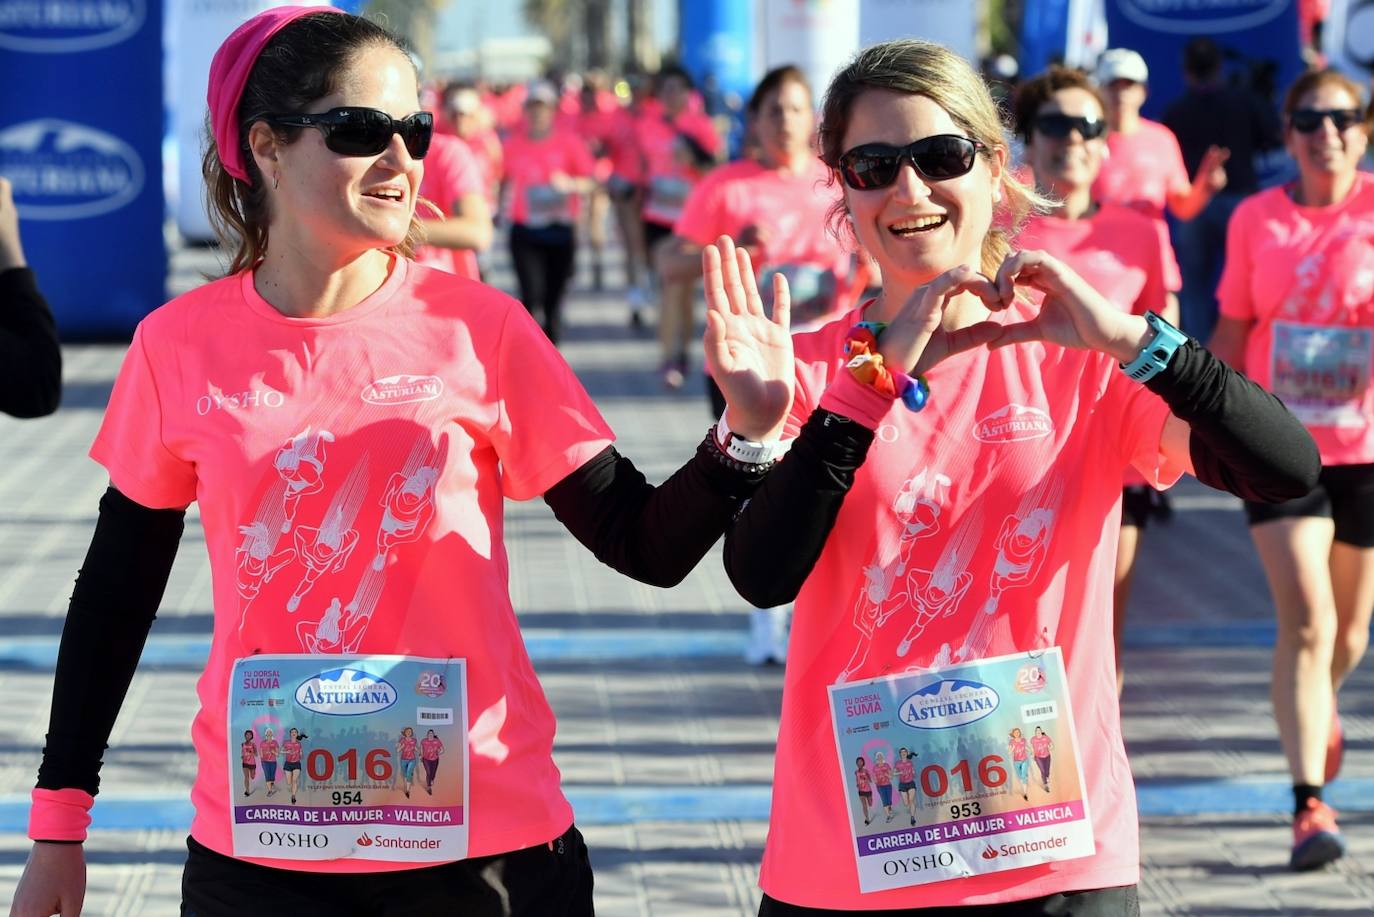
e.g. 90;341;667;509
827;649;1094;893
228;655;468;862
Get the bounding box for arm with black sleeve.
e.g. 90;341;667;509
0;267;62;418
543;433;771;588
32;486;185;833
1146;339;1320;503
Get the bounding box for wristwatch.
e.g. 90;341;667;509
1120;311;1188;383
715;412;789;465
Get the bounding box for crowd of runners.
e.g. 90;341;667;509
5;4;1373;915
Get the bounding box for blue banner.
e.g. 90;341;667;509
1019;0;1073;80
678;0;755;102
0;0;165;339
1103;0;1302;124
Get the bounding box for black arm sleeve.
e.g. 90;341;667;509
0;267;62;418
723;410;875;608
35;487;185;796
542;438;768;588
1144;340;1321;503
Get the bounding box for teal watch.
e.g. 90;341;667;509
1120;311;1188;383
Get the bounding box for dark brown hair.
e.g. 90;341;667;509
1282;68;1372;130
1012;66;1107;144
748;65;812;116
202;12;423;275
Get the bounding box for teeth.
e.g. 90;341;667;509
891;215;945;231
367;189;404;200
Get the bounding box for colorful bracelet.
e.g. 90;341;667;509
843;322;930;413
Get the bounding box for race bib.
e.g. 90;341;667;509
759;262;839;327
525;184;572;228
1270;322;1372;428
647;176;691;222
827;649;1094;893
228;655;468;862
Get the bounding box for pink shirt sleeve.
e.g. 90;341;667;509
488;302;615;500
673;169;727;245
1217;197;1258;321
1137;220;1170;317
1098;362;1186;488
90;323;198;509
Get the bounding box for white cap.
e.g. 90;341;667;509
1096;49;1148;85
525;80;558;106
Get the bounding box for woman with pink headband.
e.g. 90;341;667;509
12;7;797;915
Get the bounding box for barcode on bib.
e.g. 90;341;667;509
1021;701;1059;723
416;706;454;725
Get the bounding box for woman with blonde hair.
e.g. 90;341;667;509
704;38;1317;913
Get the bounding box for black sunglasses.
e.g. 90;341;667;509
257;107;434;158
837;135;987;190
1031;113;1106;141
1290;108;1364;134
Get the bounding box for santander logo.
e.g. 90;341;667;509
973;404;1054;444
357;832;374;847
362;374;443;405
981;844;999;860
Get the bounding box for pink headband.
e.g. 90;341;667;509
208;5;347;183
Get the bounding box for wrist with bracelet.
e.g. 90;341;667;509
844;321;930;412
705;414;788;474
1119;311;1189;382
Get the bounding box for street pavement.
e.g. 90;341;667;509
0;236;1371;915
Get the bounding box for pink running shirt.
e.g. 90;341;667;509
259;739;278;762
1009;737;1029;761
282;740;302;764
413;134;484;281
501;130;595;227
674;158;855;326
398;735;418;761
894;758;916;784
1218;175;1374;465
421;737;444;761
1092;119;1188;290
637;110;720;227
855;767;872;793
1017;203;1171;487
873;762;893;786
761;298;1182;910
90;257;614;873
1032;734;1052;758
240;742;256;766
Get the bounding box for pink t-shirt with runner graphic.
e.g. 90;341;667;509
398;736;418;760
1092;119;1187;290
500;130;595;227
872;762;893;786
1032;734;1053;758
240;742;256;766
855;767;872;793
674;158;857;328
1009;736;1029;761
421;737;444;760
90;257;613;873
1218;175;1374;465
282;740;302;764
413;133;484;281
760;298;1182;910
1017;203;1171;487
893;758;916;784
259;739;278;762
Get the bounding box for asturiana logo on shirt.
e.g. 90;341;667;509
898;678;1000;730
295;668;397;716
973;404;1054;443
362;374;444;405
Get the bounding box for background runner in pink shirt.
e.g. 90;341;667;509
703;39;1315;915
1012;66;1174;698
413;132;491;281
1211;68;1374;873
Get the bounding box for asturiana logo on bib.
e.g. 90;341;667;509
362;374;443;405
973;404;1054;443
898;678;1000;730
0;119;144;220
0;0;145;53
295;668;397;716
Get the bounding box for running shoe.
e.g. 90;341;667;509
1325;709;1344;784
1290;797;1346;871
628;286;647;329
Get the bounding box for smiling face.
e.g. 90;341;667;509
840;90;1002;289
1101;78;1146;122
252;44;423;260
1287;82;1369;184
1024;87;1106;198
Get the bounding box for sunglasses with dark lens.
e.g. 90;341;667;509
1032;113;1107;141
258;107;434;159
1290;108;1364;134
837;134;987;190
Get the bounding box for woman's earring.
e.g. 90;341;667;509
273;172;280;191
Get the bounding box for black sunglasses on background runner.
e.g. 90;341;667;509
1289;107;1364;134
837;134;987;190
1031;113;1107;141
256;107;434;158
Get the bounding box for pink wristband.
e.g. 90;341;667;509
29;787;95;842
818;365;895;430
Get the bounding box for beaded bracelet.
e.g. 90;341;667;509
843;322;930;413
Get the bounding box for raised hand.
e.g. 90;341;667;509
1198;145;1230;193
989;250;1149;362
702;235;794;441
876;263;1006;376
